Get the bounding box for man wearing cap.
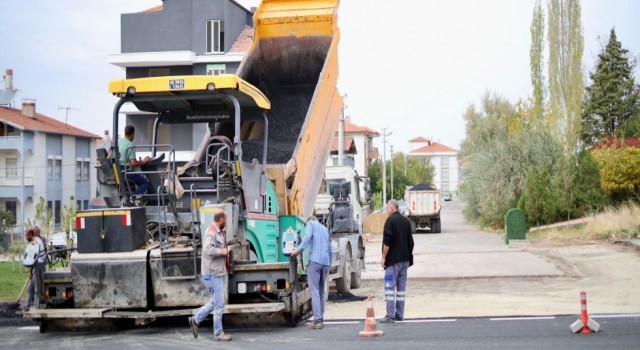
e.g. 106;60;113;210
291;216;332;329
380;199;414;323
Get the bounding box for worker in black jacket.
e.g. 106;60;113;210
380;199;414;323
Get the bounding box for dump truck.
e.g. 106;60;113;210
26;0;365;331
405;184;442;233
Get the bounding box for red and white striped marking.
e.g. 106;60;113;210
76;217;85;230
122;212;132;226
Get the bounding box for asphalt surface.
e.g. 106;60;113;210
1;315;638;350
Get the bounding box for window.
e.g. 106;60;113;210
149;68;170;77
83;159;90;180
47;157;54;179
83;200;89;210
442;169;449;181
6;158;17;177
47;201;53;216
206;64;226;76
441;157;449;167
54;200;61;224
76;200;82;210
76;159;82;180
206;20;225;53
54;159;62;179
5;201;16;218
443;183;449;192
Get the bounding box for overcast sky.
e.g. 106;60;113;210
1;0;638;153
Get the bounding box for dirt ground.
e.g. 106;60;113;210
325;203;640;319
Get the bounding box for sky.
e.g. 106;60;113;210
1;0;639;154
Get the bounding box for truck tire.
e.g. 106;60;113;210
335;248;352;294
350;242;364;289
410;219;417;234
432;218;441;234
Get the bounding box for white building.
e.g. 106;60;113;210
408;137;460;194
327;120;380;177
0;99;99;236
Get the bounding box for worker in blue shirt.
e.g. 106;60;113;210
291;216;332;329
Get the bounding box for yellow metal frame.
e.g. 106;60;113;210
108;74;270;109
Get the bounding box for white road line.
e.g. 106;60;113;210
396;319;457;323
18;326;40;331
323;321;361;325
490;316;556;321
591;314;640;319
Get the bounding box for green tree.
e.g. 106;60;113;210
0;210;15;251
27;197;54;243
530;0;546;124
571;151;609;215
61;195;78;234
582;28;640;146
368;159;382;195
592;142;640;199
405;156;435;188
548;0;584;156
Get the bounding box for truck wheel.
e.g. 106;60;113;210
410;219;417;234
335;249;351;294
350;243;363;289
434;218;441;233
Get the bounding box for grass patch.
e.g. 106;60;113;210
0;262;29;302
529;203;640;241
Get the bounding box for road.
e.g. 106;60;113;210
1;315;639;349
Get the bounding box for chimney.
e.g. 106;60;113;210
4;69;13;90
22;99;36;118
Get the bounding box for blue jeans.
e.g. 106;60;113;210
126;173;149;195
307;261;330;323
385;261;409;320
193;275;225;336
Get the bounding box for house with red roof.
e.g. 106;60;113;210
409;137;460;194
108;0;255;160
328;119;380;176
0;96;100;234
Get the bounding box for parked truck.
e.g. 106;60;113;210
26;0;364;331
405;184;442;233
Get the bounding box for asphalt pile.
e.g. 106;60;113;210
328;293;368;303
0;302;34;327
242;93;313;164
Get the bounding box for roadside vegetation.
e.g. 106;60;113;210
0;262;28;302
461;0;640;235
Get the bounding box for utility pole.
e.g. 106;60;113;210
381;128;392;204
390;144;394;200
58;105;80;125
338;94;348;166
403;153;407;176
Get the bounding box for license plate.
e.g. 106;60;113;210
169;79;185;90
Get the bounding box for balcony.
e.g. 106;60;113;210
368;147;379;159
0;134;33;153
0;177;34;199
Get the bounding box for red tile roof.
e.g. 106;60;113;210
409;136;429;142
411;142;458;154
0;106;101;139
344;120;380;136
230;26;254;53
142;5;163;13
330;136;356;153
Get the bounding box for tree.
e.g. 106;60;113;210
523;168;561;227
548;0;584;156
61;195;78;234
28;197;54;243
571;151;608;215
0;210;15;251
592;140;640;200
582;28;640;146
530;0;546;124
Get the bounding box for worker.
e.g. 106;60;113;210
379;200;414;323
19;229;46;315
291;215;332;329
118;125;150;195
188;211;232;341
33;226;48;262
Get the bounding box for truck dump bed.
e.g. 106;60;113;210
238;0;343;218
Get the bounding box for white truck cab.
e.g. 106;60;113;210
314;166;371;232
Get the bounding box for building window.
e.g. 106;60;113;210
443;183;449;192
76;160;82;180
5;201;17;218
83;200;89;210
149;68;170;77
54;158;62;179
54;200;61;224
47;201;53;217
206;64;226;76
6;158;17;177
442;169;449;181
76;199;82;210
83;159;90;180
47;157;54;179
441;157;449;167
206;20;225;53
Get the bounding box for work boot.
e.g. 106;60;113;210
188;317;198;339
213;332;232;341
308;321;324;329
379;316;395;323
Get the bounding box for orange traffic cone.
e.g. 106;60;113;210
359;294;384;337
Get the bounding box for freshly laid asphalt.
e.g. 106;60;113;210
1;314;638;350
